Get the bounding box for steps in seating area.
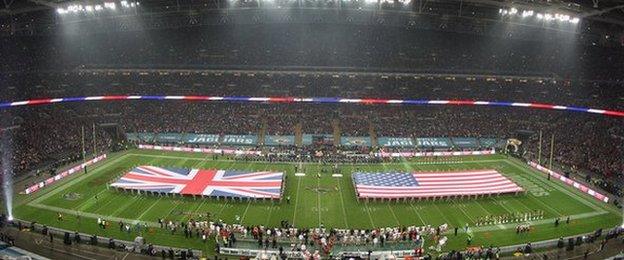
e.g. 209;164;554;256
332;118;341;146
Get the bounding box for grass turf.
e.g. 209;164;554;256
13;149;622;255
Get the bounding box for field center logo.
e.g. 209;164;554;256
63;192;82;201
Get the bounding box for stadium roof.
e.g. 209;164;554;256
1;0;623;26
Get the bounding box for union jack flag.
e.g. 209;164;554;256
111;166;284;199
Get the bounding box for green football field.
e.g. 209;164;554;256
13;149;622;255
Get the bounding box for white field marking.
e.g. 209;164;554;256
336;178;349;228
30;154;130;205
29;202;159;226
499;172;562;216
75;155;165;212
186;156;237;222
506;159;613;214
474;199;498;216
508;160;603;209
74;188;112;212
510;196;537;212
292;177;302;226
88;192;124;214
492;198;516;214
28;194;609;236
452;201;476;223
259;159;281;226
240;162;269;224
363;202;376;228
467;211;609;232
127;153;504;166
106;156;165;219
110;195;144;217
431;199;453;225
408;203;426;226
471;162;513;217
163;200;183;220
317;177;322;227
387;204;401;226
214;200;230;219
240;201;252;224
183;156;212;221
137;196;163;221
410;163;454;225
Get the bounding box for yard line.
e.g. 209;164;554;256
507;159;615;214
28;202;160;227
163;200;183;220
336;178;349;228
363;202;376;228
89;193;124;214
474;200;498;216
74;188;111;211
387;204;401;226
292;177;302;226
187;157;236;221
410;163;454;225
214;200;230;220
137;197;163;221
31;154;130;205
316;177;322;227
490;198;516;214
110;195;144;217
408;203;426;226
509;196;535;212
76;156;165;212
451;200;476;223
431;203;452;225
264;204;275;227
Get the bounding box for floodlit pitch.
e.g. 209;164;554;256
13;149;622;254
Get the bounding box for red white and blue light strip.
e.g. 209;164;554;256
1;96;623;118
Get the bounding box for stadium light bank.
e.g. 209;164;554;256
499;7;580;24
0;129;13;222
56;1;139;15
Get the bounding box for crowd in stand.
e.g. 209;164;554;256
1;94;621;198
2;23;624;81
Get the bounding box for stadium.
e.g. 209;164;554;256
0;0;624;259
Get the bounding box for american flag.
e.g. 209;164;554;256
353;169;523;199
111;166;284;199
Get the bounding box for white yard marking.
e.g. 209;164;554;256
316;178;322;227
336;178;349;228
387;204;401;226
408;203;427;226
137;197;163;221
363;202;376;227
291;177;302;226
